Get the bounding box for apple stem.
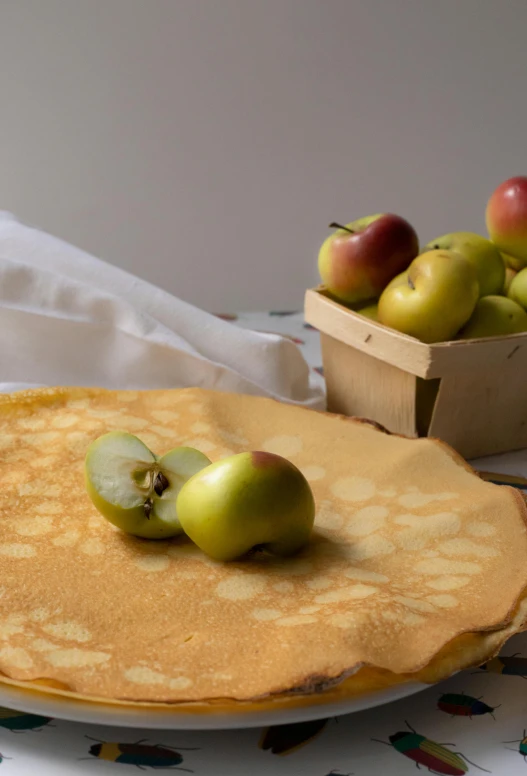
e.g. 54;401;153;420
329;222;354;234
144;499;153;519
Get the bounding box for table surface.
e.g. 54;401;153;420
2;310;527;775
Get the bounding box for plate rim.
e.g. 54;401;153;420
0;679;429;729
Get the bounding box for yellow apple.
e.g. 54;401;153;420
508;267;527;310
501;252;526;271
458;295;527;339
355;302;379;321
503;267;518;295
423;232;504;297
383;270;408;293
378;250;479;343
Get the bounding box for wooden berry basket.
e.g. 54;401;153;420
305;286;527;459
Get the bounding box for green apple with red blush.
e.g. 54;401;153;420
177;451;315;562
318;213;419;306
486;176;527;266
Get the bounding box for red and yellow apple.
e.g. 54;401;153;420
486;176;527;265
318;213;419;305
378;249;479;343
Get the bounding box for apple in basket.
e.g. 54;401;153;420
317;214;419;306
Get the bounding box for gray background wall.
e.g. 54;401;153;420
1;0;526;311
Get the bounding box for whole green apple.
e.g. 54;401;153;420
378;249;479;343
458;295;527;339
504;266;518;295
177;451;315;562
486;176;527;264
508;267;527;310
85;431;212;538
502;252;526;272
318;213;419;305
355;302;379;321
423;232;504;297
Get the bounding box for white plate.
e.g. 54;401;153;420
0;680;428;729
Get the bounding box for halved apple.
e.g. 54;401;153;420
85;431;211;538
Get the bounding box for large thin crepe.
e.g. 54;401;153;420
0;387;526;704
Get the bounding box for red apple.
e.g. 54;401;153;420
317;213;419;305
486;176;527;265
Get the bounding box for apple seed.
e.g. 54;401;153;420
84;432;213;539
154;471;170;496
144;498;154;519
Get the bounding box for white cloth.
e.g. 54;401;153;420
0;212;324;408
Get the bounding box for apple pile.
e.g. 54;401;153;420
317;176;527;343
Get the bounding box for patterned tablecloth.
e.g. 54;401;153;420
2;311;527;776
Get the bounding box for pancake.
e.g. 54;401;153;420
0;386;526;706
0;595;526;715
